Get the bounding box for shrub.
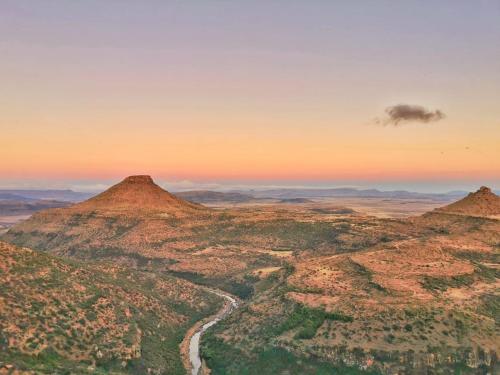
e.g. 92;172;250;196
277;304;353;340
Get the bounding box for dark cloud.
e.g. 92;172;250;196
376;104;445;126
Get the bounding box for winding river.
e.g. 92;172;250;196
188;290;239;375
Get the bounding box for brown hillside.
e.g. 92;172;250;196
0;241;220;374
436;186;500;217
1;175;211;260
76;175;204;212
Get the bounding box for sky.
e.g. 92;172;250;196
1;1;499;192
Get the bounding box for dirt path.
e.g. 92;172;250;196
180;289;239;375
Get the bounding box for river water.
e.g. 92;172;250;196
189;290;239;375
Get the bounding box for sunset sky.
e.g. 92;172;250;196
1;1;499;192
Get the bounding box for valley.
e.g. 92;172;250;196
1;176;499;374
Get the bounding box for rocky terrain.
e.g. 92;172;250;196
1;179;498;374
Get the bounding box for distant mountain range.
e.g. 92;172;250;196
0;192;39;201
171;187;498;204
0;190;82;230
0;200;70;216
2;186;499;207
175;190;255;203
0;189;93;202
232;187;478;200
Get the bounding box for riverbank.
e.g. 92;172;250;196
180;289;239;375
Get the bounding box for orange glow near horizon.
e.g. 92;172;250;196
1;123;499;182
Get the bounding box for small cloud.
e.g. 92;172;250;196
375;104;445;126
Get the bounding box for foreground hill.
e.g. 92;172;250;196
436;186;500;218
0;241;221;374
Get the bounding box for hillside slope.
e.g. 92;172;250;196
0;241;221;374
74;175;204;212
436;186;500;217
2;175;213;261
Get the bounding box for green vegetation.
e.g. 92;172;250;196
201;333;380;375
421;274;475;292
169;270;255;299
421;263;499;292
70;247;156;267
189;219;345;250
276;304;353;340
477;294;500;324
454;251;500;263
348;259;388;293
